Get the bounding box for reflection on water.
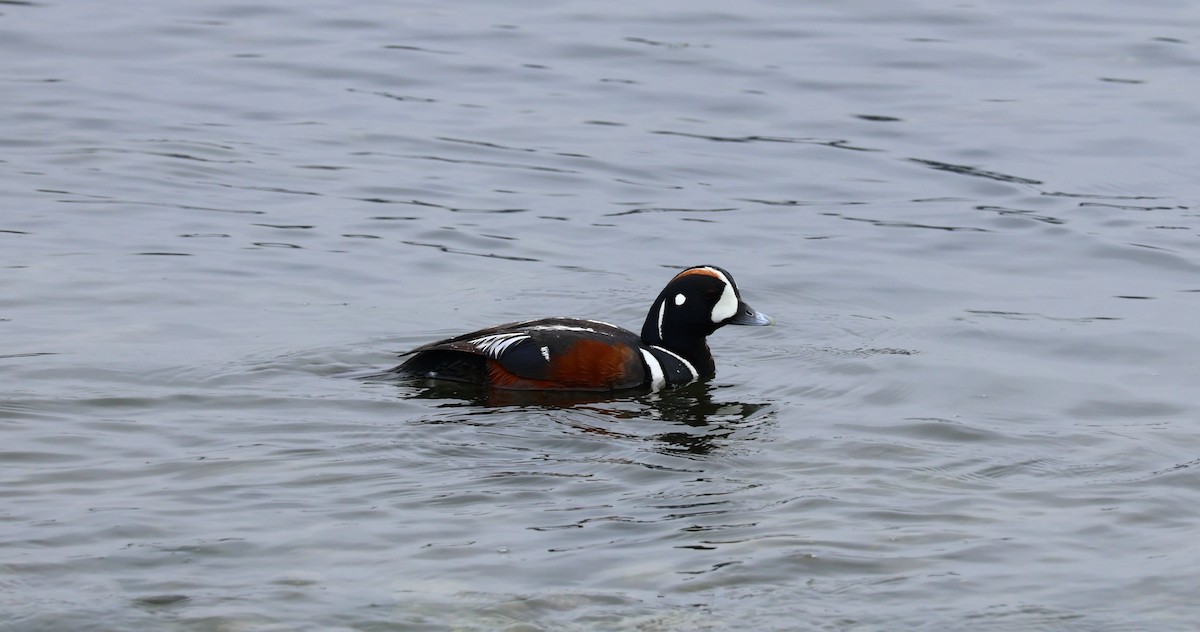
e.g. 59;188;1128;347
379;375;772;456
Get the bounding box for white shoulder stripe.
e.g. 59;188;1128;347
649;345;699;383
639;348;666;392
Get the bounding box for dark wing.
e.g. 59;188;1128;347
398;319;536;356
397;318;648;391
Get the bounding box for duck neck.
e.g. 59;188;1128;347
640;300;717;378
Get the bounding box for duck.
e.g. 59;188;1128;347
391;265;772;391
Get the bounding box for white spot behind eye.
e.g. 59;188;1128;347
674;293;686;306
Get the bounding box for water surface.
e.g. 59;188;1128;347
2;0;1199;629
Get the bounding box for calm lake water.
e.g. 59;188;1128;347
3;0;1199;630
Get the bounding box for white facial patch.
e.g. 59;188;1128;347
684;267;738;324
674;293;686;306
710;282;738;323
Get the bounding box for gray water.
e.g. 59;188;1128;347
3;1;1199;630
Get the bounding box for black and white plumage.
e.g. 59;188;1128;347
392;265;772;392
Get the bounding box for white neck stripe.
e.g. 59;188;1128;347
656;300;666;341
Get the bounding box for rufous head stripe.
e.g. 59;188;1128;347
673;266;724;282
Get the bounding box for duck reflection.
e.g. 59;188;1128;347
378;376;771;455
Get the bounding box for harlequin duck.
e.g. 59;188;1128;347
392;265;772;391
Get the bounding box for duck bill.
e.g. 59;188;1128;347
728;301;774;326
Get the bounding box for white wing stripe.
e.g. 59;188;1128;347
470;332;530;358
528;324;597;333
